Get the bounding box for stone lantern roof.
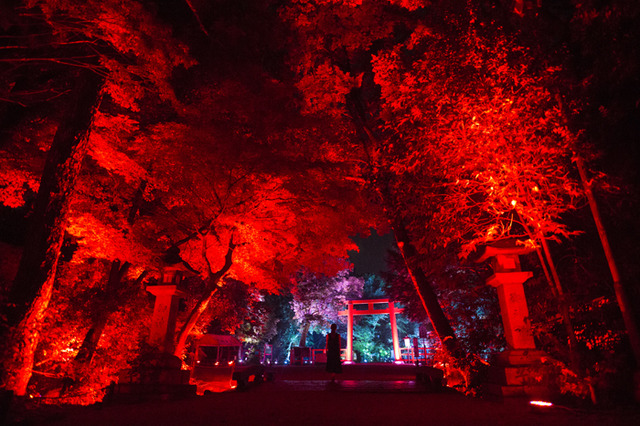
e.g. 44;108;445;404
475;238;533;263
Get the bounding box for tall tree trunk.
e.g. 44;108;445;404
538;234;580;358
1;68;104;395
516;181;581;368
74;261;132;364
73;180;148;367
576;156;640;364
298;322;311;348
345;91;461;358
393;221;460;355
173;235;236;358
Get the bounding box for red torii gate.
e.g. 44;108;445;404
338;299;403;363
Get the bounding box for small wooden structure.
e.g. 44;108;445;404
191;335;242;381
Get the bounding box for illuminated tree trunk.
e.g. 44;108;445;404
345;91;461;358
73;181;148;367
576;156;640;364
393;221;460;355
531;242;580;359
1;68;104;395
298;322;311;348
516;182;581;368
74;261;133;364
539;234;581;371
173;235;236;358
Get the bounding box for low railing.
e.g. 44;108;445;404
399;347;435;366
310;348;346;364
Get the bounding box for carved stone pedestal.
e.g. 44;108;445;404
485;349;551;398
112;353;194;402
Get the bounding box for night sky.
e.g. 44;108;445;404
349;229;395;276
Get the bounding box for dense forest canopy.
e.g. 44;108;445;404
1;0;639;404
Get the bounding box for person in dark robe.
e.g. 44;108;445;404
325;323;342;382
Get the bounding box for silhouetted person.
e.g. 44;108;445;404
325;323;342;382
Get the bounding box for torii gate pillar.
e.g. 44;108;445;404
388;302;402;363
346;301;354;363
340;299;403;363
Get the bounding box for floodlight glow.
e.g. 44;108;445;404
529;400;553;407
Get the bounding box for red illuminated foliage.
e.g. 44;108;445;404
371;17;582;258
4;0;382;394
34;259;150;403
1;0;194;396
279;0;616;376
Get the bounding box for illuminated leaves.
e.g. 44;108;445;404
282;0;396;116
291;269;364;328
65;214;155;265
0;168;40;208
296;61;362;115
36;0;195;110
0;117;60;207
88;113;147;184
372;21;583;257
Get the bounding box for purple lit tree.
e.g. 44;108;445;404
291;269;363;347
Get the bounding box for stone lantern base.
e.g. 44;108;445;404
485;349;554;398
107;353;195;403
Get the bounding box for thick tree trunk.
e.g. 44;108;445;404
1;68;104;395
72;180;148;368
173;286;221;358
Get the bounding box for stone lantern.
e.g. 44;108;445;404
110;266;195;401
147;268;186;354
476;239;549;397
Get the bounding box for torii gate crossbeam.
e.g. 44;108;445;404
338;299;403;363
